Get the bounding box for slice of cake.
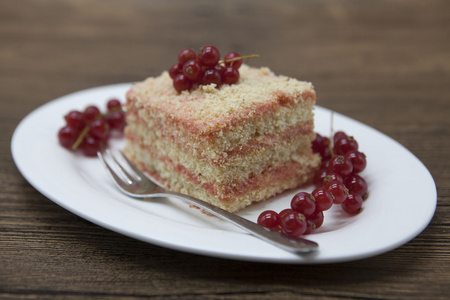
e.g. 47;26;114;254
123;64;320;212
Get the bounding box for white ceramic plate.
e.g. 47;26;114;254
11;83;437;264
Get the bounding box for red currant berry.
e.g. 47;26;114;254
280;211;307;237
169;63;183;79
182;59;202;81
308;211;324;229
342;193;363;214
313;167;328;187
324;180;349;204
303;220;315;235
334;136;358;155
107;99;122;111
83;105;101;122
64;110;85;130
257;210;281;231
105;111;126;131
291;192;316;217
173;73;192;91
312;133;331;160
333;131;348;145
214;64;225;75
202;68;222;86
279;208;294;218
198;45;220;67
320;157;330;169
177;48;197;65
222;66;240;84
322;172;344;186
89;119;109;141
224;51;243;69
345;151;367;174
345;174;368;199
311;187;334;211
212;65;225;84
328;155;353;177
58;126;80;149
81;135;103;157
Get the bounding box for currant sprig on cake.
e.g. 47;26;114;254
57;99;126;157
257;131;368;237
169;45;259;92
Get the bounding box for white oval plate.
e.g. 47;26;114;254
11;83;437;264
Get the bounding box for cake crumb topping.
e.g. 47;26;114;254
131;65;316;131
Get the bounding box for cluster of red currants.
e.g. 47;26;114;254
257;131;368;237
57;99;126;157
169;45;255;92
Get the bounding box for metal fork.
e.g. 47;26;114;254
98;150;318;254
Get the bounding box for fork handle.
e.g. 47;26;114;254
153;191;319;254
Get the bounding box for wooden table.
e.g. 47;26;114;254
2;0;449;299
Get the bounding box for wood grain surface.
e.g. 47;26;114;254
1;0;449;299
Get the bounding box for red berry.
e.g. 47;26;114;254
322;172;344;186
80;135;103;157
64;110;85;130
214;64;225;75
177;48;197;65
173;73;192;91
308;211;324;229
311;187;334;211
89;119;109;141
303;220;315;235
105;111;126;130
182;59;202;81
257;210;281;231
342;193;363;214
334;136;358;155
58;126;79;149
169;63;183;79
324;180;349;204
333;131;347;145
345;174;368;199
202;68;222;86
280;211;307;237
83;105;101;122
312;133;331;160
313;167;328;187
291;192;316;217
224;51;243;69
222;66;240;84
328;155;353;177
345;151;367;174
279;208;294;218
198;45;220;67
106;99;122;111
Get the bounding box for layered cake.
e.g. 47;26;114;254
123;64;320;212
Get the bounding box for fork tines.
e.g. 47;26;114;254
98;150;142;185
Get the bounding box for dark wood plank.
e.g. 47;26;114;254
1;0;449;299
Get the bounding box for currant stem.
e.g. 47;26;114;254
329;111;335;157
221;54;260;64
72;125;90;150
